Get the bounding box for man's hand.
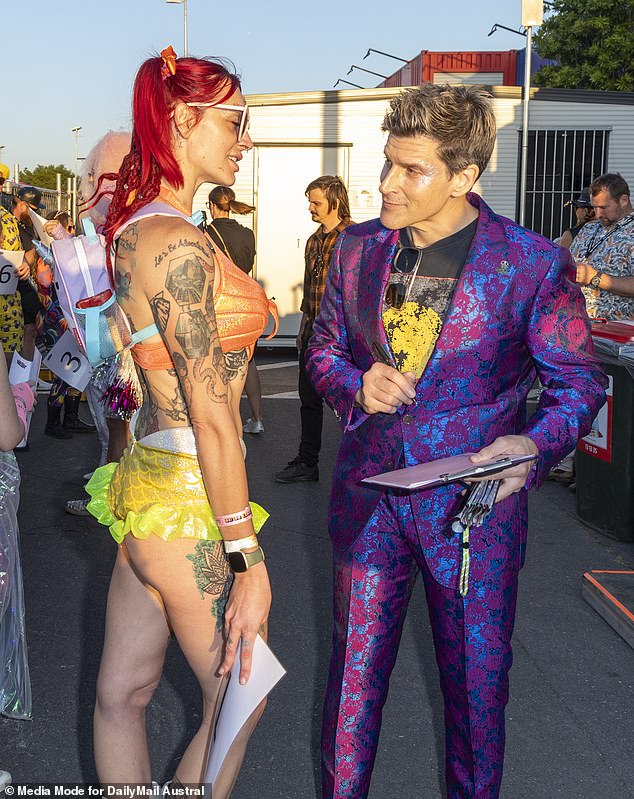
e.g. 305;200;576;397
575;261;599;286
355;362;416;414
469;435;539;503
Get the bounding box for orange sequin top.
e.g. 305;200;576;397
129;233;278;371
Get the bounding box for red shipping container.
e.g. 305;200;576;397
379;50;517;87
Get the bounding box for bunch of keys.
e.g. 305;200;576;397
451;479;501;533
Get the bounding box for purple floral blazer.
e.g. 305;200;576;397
306;193;607;589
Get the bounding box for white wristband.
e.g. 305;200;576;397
223;534;258;554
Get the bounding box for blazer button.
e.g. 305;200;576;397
402;413;413;425
385;459;394;470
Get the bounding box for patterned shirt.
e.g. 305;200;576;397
301;218;354;320
570;214;634;320
383;220;477;378
0;207;24;351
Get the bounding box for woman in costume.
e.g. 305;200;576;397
204;186;264;434
0;344;35;776
85;48;273;793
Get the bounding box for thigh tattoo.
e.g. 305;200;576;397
187;540;234;630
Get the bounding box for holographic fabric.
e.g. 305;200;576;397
0;451;31;719
321;494;519;799
86;440;268;544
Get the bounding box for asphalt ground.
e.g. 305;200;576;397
2;349;634;798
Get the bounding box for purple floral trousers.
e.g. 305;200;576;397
322;491;520;799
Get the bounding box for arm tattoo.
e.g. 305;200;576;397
118;223;138;252
164;253;215;359
154;237;214;269
224;349;249;382
149;291;170;334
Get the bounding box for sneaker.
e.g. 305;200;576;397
0;770;11;791
274;458;319;483
65;499;90;516
547;466;574;486
63;417;96;434
243;418;264;434
37;378;52;393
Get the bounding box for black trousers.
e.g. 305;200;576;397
298;341;323;467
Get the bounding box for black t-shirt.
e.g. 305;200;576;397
205;218;256;275
383;219;477;376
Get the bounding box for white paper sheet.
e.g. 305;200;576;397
43;329;93;391
9;350;41;445
204;636;286;786
27;208;53;246
0;249;24;295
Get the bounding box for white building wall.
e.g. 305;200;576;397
191;88;634;341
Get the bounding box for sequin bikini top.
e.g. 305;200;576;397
115;201;278;370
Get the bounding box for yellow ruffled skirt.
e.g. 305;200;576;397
85;440;268;544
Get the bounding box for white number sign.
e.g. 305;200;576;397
44;330;94;391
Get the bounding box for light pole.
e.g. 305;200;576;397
166;0;188;57
0;145;4;163
488;0;543;227
71;126;82;221
519;0;544;227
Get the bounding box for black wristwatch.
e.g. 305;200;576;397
589;271;602;289
226;546;265;573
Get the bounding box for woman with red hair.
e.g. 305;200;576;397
85;48;272;794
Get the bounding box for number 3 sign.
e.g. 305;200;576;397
44;329;94;391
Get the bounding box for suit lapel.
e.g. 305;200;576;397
357;225;399;359
415;194;510;393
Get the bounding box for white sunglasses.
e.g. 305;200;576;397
185;102;250;141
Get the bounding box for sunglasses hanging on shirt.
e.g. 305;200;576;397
384;242;424;311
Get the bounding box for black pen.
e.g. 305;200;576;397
372;341;393;366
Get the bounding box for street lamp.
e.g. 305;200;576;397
71;126;82;177
71;126;82;222
346;65;388;80
334;79;364;89
363;48;409;64
488;0;544;227
166;0;188;57
0;145;5;163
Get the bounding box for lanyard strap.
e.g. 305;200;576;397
584;214;634;259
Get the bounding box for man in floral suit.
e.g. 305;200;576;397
306;84;607;799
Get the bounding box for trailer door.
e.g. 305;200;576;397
254;144;349;343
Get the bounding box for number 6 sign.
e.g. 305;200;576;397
0;250;22;295
44;329;94;391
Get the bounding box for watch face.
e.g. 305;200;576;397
226;551;248;573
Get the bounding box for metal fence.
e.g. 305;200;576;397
0;180;72;219
517;128;610;240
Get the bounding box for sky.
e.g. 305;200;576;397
2;0;532;173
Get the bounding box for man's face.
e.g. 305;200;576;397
379;134;466;232
592;189;630;227
308;189;335;226
13;199;30;221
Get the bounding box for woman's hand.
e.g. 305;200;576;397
219;561;271;684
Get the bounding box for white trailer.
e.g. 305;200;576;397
194;85;634;346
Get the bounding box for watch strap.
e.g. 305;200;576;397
226;546;265;573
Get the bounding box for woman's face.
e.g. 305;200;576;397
186;88;252;187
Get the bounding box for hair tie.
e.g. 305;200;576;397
160;45;178;80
